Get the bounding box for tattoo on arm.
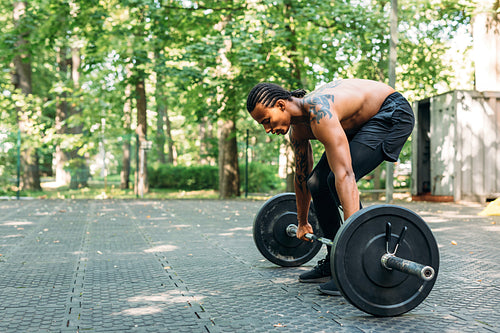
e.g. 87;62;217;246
290;135;309;192
304;80;342;124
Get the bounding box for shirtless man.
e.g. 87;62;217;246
246;79;415;295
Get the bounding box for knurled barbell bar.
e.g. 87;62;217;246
253;193;440;317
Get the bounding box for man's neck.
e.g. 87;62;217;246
290;98;309;124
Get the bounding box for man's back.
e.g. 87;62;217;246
303;79;395;132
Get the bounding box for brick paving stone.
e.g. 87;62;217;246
0;198;498;332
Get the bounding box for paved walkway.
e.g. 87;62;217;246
0;198;498;332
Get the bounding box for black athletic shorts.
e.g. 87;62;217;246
347;92;415;162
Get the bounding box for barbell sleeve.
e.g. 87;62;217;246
381;253;435;281
287;224;435;281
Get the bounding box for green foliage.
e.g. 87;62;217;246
0;0;479;194
241;162;283;193
148;164;219;190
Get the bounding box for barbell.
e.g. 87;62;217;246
253;193;440;317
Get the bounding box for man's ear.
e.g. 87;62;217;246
276;99;286;111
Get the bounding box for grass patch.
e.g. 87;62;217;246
1;180;231;200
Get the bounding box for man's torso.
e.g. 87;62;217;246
291;79;395;143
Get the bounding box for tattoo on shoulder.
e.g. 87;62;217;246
306;94;334;124
304;80;342;124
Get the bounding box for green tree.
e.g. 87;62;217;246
0;0;477;197
11;2;42;191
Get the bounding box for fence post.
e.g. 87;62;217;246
245;129;249;198
16;129;21;200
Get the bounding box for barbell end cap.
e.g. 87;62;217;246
420;266;435;281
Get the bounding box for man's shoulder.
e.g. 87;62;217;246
304;80;343;101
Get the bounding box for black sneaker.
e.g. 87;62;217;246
298;257;331;283
318;279;341;296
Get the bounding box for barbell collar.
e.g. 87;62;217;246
381;253;435;281
285;224;298;237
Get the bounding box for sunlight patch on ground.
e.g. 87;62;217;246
114;305;164;316
168;224;190;228
127;291;195;304
1;221;33;226
422;216;449;223
430;227;456;232
271;277;296;284
144;244;178;253
2;234;24;238
228;226;252;232
113;290;205;317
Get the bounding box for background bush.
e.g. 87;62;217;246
149;162;282;193
149;164;219;190
240;162;282;193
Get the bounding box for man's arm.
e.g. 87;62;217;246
313;112;359;220
304;85;360;220
290;130;314;240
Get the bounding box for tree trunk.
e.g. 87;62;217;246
282;136;295;192
218;117;240;198
216;11;240;198
155;71;167;165
13;1;41;191
68;47;88;189
120;81;132;190
135;76;148;196
54;46;87;189
55;47;71;186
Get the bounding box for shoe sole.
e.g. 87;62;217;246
317;286;342;296
298;276;331;283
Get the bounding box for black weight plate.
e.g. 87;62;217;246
331;205;439;317
253;193;323;267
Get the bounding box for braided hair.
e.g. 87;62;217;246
246;83;306;113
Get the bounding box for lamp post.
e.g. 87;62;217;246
16;129;21;200
386;0;397;203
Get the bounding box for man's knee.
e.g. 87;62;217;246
307;168;332;199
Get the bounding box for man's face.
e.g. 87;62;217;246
251;101;290;135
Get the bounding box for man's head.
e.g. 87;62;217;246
246;83;306;135
246;83;306;113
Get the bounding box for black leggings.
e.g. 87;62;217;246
306;142;385;251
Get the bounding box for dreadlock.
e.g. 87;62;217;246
246;83;307;113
